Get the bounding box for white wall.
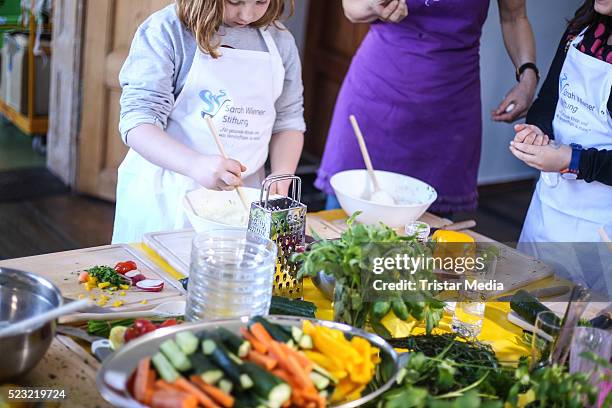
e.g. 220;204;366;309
478;0;576;184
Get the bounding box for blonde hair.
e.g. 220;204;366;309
177;0;294;58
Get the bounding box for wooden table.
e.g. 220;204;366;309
0;210;602;407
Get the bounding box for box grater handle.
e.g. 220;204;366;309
260;174;302;209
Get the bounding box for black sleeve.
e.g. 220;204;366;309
578;148;612;186
525;30;570;139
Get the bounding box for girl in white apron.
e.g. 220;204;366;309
510;2;612;293
112;0;305;243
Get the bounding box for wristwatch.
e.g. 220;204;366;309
516;62;540;83
560;143;582;180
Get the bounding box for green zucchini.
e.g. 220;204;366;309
234;392;267;408
160;339;192;372
269;296;317;318
510;290;560;327
218;379;233;395
239;362;291;408
188;354;223;384
310;371;331;390
176;331;199;355
202;338;253;389
218;327;251;358
249;316;292;343
152;352;180;382
391;299;409;320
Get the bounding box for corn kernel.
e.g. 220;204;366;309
140;300;148;305
119;284;129;290
112;300;124;307
98;282;110;289
120;291;126;296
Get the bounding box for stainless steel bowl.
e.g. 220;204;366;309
97;315;402;408
0;268;63;382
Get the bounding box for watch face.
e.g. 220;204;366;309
561;172;578;180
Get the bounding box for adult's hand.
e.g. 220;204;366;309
492;72;538;122
371;0;408;23
509;141;571;172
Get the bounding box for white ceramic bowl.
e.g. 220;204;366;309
183;187;258;232
330;169;437;227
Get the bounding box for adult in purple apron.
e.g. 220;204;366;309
316;0;538;214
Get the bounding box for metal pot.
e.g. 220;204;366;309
0;268;63;382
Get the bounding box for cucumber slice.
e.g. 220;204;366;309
176;331;199;355
310;371;331;390
189;354;223;384
152;352;180;382
160;339;191;372
249;316;292;343
218;327;251;358
240;362;291;408
202;338;253;389
218;379;233;395
298;334;313;349
291;326;303;343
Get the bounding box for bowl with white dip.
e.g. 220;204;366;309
330;169;437;228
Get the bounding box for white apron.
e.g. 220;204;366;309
518;27;612;291
112;28;284;244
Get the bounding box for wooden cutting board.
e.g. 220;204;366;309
0;244;185;313
306;213;554;295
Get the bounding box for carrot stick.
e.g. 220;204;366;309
190;375;235;408
271;369;293;384
145;368;157;405
134;357;152;403
280;343;313;372
151;390;198;408
247;350;277;371
240;327;267;353
249;322;274;344
155;380;176;392
174;378;221;408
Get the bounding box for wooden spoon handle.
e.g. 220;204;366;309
205;116;249;211
349;115;380;191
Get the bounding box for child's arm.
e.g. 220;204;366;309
268;130;304;196
509;141;570;172
127;124;246;190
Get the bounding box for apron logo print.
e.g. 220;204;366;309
559;73;570;95
199;89;232;118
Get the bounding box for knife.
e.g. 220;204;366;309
496;285;570;302
56;325;114;361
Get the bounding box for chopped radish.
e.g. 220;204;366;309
136;279;164;292
125;270;146;284
78;271;89;283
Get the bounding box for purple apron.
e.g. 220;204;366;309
315;0;491;213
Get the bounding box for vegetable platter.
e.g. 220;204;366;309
96;315;403;408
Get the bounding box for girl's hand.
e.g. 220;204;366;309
509;141;571;172
370;0;408;22
492;72;538;123
513;124;549;146
189;154;246;191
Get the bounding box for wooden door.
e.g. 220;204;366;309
302;1;369;158
76;0;173;201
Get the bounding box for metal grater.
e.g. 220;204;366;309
248;174;307;299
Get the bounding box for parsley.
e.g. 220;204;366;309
87;265;125;287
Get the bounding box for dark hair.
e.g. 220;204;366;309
568;0;609;35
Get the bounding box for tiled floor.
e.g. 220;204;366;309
0;123;536;259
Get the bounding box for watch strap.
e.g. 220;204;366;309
516;62;540;82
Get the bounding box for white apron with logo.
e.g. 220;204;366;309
112;28;284;244
519;27;612;290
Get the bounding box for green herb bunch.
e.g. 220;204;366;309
87;265;126;287
293;212;444;334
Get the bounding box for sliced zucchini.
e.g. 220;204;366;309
160;339;192;372
176;331;199;355
189;354;223;384
249;316;292;343
218;327;251;358
240;362;291;408
218;379;233;395
310;371;331;390
290;326;303;343
152;352;180;382
202;338;253;389
298;333;313;349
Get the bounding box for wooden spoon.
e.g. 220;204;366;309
349;115;395;205
205;116;250;212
